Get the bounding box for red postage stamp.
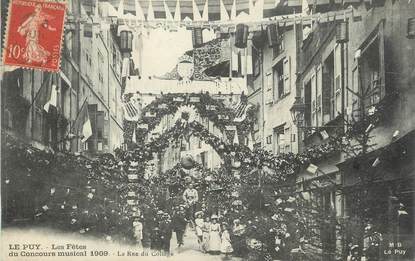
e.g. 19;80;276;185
3;0;66;71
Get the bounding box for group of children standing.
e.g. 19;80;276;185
194;211;234;258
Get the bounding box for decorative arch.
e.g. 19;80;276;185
123;92;257;145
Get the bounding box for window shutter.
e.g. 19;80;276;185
322;64;332;123
266;72;273;104
334;44;342;115
283;56;291;94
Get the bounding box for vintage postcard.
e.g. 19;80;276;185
1;0;414;260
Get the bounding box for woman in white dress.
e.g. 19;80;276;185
208;215;221;254
202;216;211;253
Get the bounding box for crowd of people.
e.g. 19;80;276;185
131;183;249;258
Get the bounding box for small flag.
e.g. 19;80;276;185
398;210;408;216
135;0;145;20
121;57;130;77
230;0;236;20
43;84;58;112
220;0;229;21
122;100;142;121
302;0;310;16
372;157;380;167
192;0;202;21
365;123;374;133
320;130;329;140
132;127;137;143
147;0;155;21
117;0;124;17
75;102;92;143
202;0;209;21
174;0;181;21
306;163;319;174
164;0;173;21
233;130;239;145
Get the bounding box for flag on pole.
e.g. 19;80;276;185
121;58;130;77
174;0;181;21
135;0;145;20
132;127;137;143
43;73;57;112
306;163;319;174
122;100;142;121
202;0;209;21
76;102;92;143
117;0;124;17
220;0;229;21
147;0;155;21
233;130;239;145
43;84;58;112
230;0;237;20
192;0;202;21
164;0;173;20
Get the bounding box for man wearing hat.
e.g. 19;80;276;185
171;206;187;247
183;183;199;224
159;213;172;255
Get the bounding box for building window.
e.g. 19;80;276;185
322;52;334;124
272;32;284;58
273;125;285;154
272;57;291;101
266;135;272;144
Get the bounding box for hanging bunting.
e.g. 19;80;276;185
202;0;209;21
220;0;229;21
192;0;202;21
174;0;181;22
117;0;124;17
147;0;155;21
232;48;239;72
240;48;246;75
246;39;253;75
249;0;255;18
94;0;99;18
253;0;264;20
164;0;173;21
230;0;237;20
135;0;145;20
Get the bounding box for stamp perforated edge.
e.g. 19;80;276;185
2;0;67;72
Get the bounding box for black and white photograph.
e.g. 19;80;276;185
1;0;414;260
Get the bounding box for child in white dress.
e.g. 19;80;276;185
194;211;204;248
220;223;233;258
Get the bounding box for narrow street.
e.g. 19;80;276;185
1;227;242;261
